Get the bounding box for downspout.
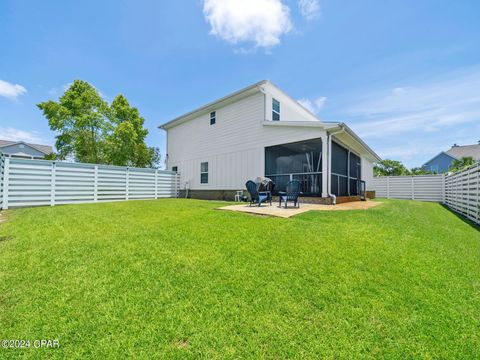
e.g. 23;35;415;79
327;125;345;205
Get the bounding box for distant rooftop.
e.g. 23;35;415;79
446;142;480;160
0;139;53;155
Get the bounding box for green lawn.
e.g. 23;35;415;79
0;199;479;359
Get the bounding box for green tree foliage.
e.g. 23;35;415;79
38;80;109;163
38;80;160;168
450;157;475;172
374;159;410;176
410;167;432;175
106;95;159;167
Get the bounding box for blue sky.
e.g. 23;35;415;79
1;0;479;168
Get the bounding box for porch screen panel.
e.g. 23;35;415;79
265;138;323;196
331;142;348;196
349;152;361;195
331;141;361;197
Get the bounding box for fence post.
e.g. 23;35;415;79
50;162;56;206
411;176;415;200
94;165;98;202
442;174;446;204
126;167;130;201
2;157;10;210
477;163;479;223
176;172;181;198
386;176;390;198
155;169;158;199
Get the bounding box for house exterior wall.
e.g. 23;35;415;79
262;83;319;122
362;156;374;189
166;91;329;191
423;153;455;173
0;144;46;158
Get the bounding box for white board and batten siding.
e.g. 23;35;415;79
444;162;480;225
0;156;180;210
371;175;444;202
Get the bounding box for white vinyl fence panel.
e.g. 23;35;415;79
370;175;444;202
0;156;180;209
444;162;480;225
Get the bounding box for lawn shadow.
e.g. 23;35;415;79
442;204;480;231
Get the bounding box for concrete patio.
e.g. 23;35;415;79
218;200;382;218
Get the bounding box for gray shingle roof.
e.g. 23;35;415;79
445;143;480;161
0;139;53;155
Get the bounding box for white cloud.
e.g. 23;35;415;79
203;0;292;48
0;127;44;144
0;80;27;100
298;96;326;114
298;0;320;20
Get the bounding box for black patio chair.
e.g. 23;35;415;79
245;180;271;207
278;180;302;208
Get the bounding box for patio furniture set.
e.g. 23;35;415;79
244;178;302;208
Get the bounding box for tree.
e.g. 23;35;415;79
105;95;160;167
450;157;475;172
37;80;109;163
38;80;159;168
374;159;410;176
410;167;431;175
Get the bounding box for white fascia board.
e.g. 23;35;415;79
262;120;338;129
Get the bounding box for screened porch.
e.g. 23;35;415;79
265;138;362;197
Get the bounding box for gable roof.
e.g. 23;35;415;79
0;139;53;155
446;143;480;160
422;151;457;166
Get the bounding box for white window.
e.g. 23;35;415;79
200;162;208;184
210;111;216;125
272;98;280;121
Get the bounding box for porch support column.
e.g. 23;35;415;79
321;134;328;197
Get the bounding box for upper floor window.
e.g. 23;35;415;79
172;166;178;172
272;98;280;121
210;111;216;125
200;162;209;184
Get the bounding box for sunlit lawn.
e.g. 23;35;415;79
0;198;479;358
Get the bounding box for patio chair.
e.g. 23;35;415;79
245;180;271;207
278;180;302;208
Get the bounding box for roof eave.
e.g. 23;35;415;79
333;123;382;162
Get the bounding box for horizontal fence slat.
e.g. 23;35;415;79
0;156;180;209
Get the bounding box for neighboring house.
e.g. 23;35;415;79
423;142;480;173
159;80;381;201
0;139;53;159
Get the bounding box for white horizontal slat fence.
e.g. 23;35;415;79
0;156;180;209
444;162;479;225
370;175;445;202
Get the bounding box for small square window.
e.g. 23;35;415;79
272;98;280;121
172;166;178;172
210;111;216;125
200;162;209;184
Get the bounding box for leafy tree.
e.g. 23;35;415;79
410;167;432;175
38;80;160;168
450;157;475;172
37;80;109;163
374;159;410;176
105;95;159;167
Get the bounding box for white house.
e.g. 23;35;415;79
0;140;53;159
159;81;381;202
